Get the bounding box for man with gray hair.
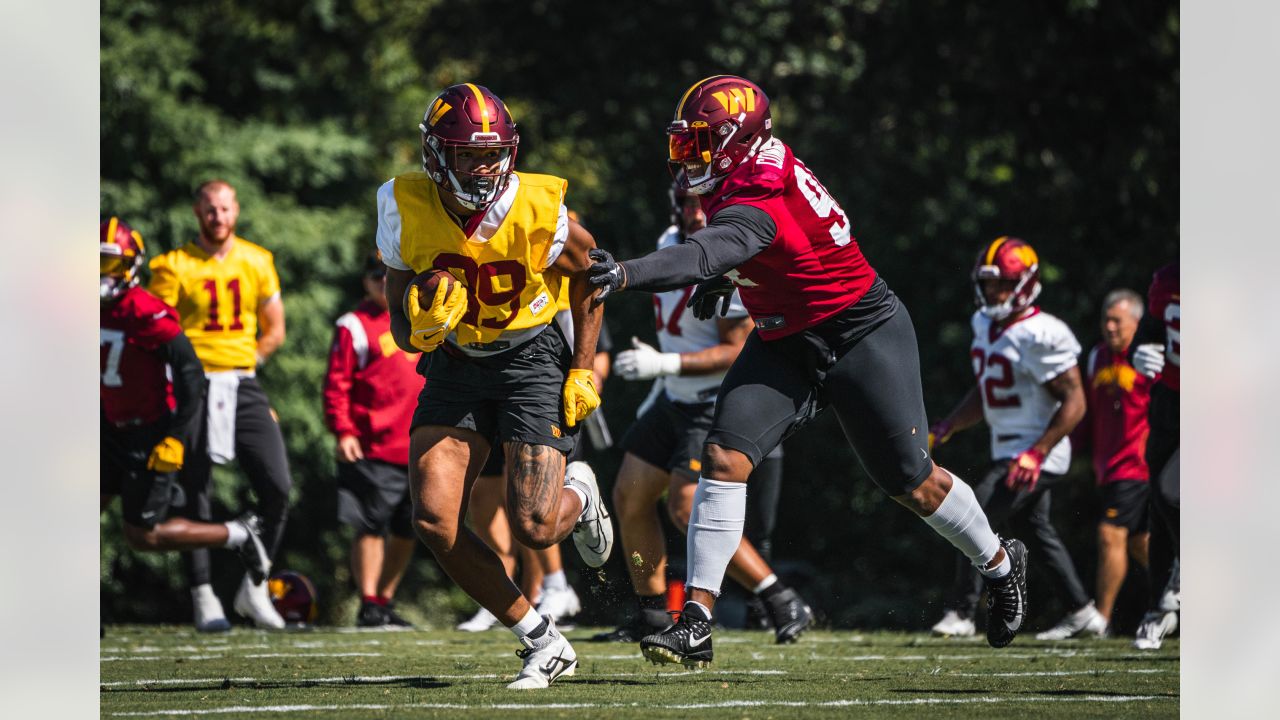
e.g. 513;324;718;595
1079;288;1153;635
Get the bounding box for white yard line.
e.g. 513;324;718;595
105;694;1177;716
101;669;789;688
101;652;383;662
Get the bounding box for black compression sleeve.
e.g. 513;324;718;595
159;332;207;444
620;204;776;292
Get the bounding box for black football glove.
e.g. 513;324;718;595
686;275;736;321
587;248;627;300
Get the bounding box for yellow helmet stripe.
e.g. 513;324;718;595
675;74;731;119
984;236;1010;265
105;216;119;245
464;83;490;134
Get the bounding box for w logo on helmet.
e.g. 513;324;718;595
711;87;757;114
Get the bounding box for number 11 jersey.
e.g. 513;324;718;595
970;308;1081;474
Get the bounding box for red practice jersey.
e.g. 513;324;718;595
100;286;182;425
704;138;876;339
1147;263;1179;392
1085;343;1152;484
322;300;423;466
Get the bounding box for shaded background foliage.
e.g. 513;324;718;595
101;0;1178;631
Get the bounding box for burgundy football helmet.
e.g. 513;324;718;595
100;217;146;303
419;83;519;211
267;570;319;625
972;236;1042;320
667;75;772;195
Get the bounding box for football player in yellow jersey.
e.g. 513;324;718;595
148;180;290;631
377;83;612;689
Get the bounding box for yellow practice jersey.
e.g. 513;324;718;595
376;171;569;353
148;238;282;371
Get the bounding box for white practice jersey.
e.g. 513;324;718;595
970;307;1081;475
652;226;749;404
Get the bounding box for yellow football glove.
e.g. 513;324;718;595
405;279;468;353
563;368;601;428
147;436;185;473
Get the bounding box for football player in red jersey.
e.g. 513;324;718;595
1129;262;1180;650
1081;289;1153;632
100;217;272;620
589;76;1026;664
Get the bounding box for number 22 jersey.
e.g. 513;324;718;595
970;307;1081;475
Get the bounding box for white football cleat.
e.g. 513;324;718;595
930;609;975;637
535;585;582;623
234;574;286;629
192;584;231;633
507;617;577;689
1035;601;1108;640
1133;610;1178;650
565;461;613;568
456;606;500;632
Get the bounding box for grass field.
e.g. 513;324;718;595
100;624;1178;718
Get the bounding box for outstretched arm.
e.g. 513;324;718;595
554;219;604;370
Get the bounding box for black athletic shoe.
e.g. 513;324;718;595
640;602;714;668
984;538;1028;648
356;601;389;628
383;601;413;628
590;608;671;642
233;512;271;584
764;586;813;644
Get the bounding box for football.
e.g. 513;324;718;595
406;267;458;311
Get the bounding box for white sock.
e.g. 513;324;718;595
191;583;217;602
752;574;778;595
543;570;568;592
565;484;588;520
511;607;543;639
686;477;747;597
922;471;1007;578
223;520;248;548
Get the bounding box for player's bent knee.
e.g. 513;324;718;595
701;444;752;482
411;511;458;554
894;464;949;516
510;513;558;549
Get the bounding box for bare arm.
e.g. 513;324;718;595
256;296;286;364
938;385;985;436
553;220;603;371
678;316;753;375
1031;365;1086;456
385;266;421;354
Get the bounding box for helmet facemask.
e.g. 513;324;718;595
100;245;142;304
972;266;1042;321
420;125;518;212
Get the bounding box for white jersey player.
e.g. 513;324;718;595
928;237;1101;641
591;178;810;645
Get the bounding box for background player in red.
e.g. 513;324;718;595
590;75;1027;666
322;253;422;628
100;217;271;600
1129;262;1180;650
1080;289;1152;632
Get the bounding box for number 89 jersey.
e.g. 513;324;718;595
377;171;568;355
970;308;1081;475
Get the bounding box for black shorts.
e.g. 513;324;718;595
706;284;931;496
412;324;578;454
101;421;189;529
1098;480;1150;531
621;393;716;479
337;459;413;537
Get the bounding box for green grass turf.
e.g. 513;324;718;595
100;625;1178;718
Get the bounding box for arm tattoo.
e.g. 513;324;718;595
505;441;567;524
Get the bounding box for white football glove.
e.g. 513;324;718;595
615;337;681;381
1132;343;1166;378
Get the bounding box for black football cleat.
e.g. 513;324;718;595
984;538;1028;648
764;586;813;644
233;512;271;584
356;600;389;628
640;602;714;668
589;608;672;642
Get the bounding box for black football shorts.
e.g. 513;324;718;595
101;420;189;529
621;392;716;479
1098;479;1150;532
412;323;578;454
337;458;414;537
